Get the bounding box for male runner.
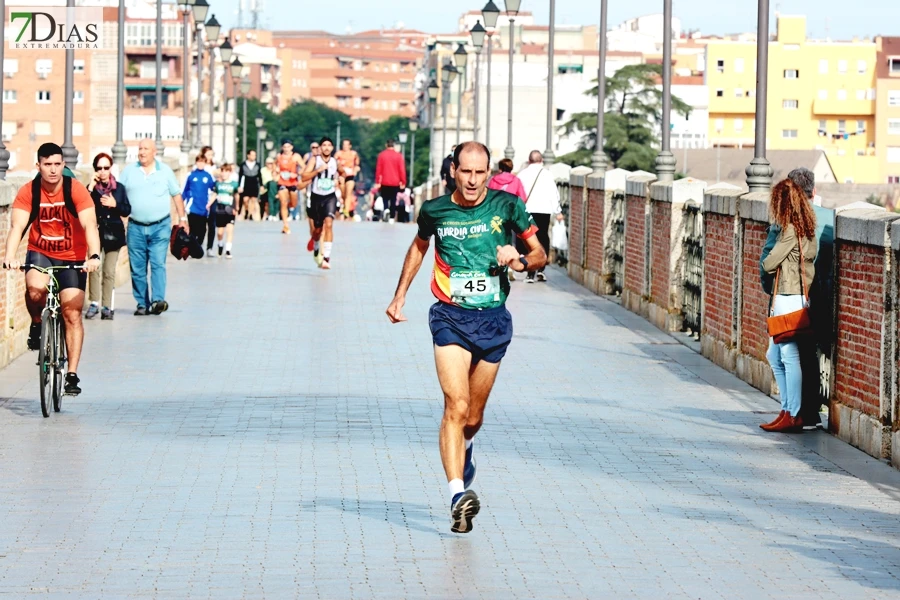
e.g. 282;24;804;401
335;139;360;219
386;141;546;533
3;143;102;396
275;140;305;234
301;137;339;270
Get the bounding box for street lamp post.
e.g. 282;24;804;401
257;127;267;161
111;0;128;167
398;130;408;164
427;80;439;181
204;15;220;149
746;0;774;191
155;0;163;148
654;0;676;182
591;0;608;175
219;39;233;162
191;0;209;150
240;78;250;158
454;43;468;146
265;139;274;159
180;0;196;154
543;0;556;165
409;120;418;188
503;0;521;160
440;63;458;164
61;0;78;166
482;1;500;152
254;112;264;158
470;21;486;144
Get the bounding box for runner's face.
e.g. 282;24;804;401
320;141;333;158
282;143;293;154
343;141;351;151
38;154;64;185
453;148;489;203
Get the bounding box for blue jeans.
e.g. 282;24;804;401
767;339;802;417
127;218;170;308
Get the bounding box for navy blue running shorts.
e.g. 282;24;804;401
428;302;513;365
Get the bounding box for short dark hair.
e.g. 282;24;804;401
498;158;514;173
787;167;815;200
319;136;334;146
37;143;63;162
247;149;256;157
92;152;113;169
452;141;491;169
386;139;395;148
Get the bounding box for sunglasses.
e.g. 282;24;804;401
96;165;111;171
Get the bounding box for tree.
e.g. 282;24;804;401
558;64;692;172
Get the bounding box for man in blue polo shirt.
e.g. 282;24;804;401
118;139;187;316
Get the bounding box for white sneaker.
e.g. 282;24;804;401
389;218;396;224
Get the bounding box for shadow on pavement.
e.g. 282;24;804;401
298;497;442;536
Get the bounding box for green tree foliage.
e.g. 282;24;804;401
558;64;691;172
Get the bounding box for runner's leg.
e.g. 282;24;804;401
463;358;501;440
434;344;474;483
279;189;290;230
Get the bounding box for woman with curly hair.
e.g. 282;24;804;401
759;178;818;433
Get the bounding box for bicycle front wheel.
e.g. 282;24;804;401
38;311;53;418
53;317;65;412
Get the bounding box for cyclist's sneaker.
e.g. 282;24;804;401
307;238;315;252
450;490;480;534
27;322;41;351
101;307;113;320
134;306;149;316
64;373;81;396
85;304;100;319
150;301;168;315
463;445;476;489
225;250;233;259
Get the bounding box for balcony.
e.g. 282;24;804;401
812;98;875;117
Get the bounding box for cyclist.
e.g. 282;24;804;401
2;143;102;396
385;141;546;533
212;163;239;258
276;139;305;234
335;139;360;219
301;136;339;270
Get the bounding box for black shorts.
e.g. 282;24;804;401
215;204;235;228
242;181;260;198
307;193;337;228
344;175;355;182
278;185;297;193
429;302;513;365
25;250;87;291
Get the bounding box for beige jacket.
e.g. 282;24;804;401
762;223;817;296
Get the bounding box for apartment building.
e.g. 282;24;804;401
272;30;423;120
229;29;284;113
705;15;879;183
875;36;900;184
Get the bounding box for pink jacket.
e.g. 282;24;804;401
487;172;527;202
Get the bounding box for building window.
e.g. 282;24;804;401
36;90;51;103
819;59;828;74
868;88;877;100
818;89;828;100
3;58;18;77
837;89;847;101
857;120;865;134
734;88;743;98
73;90;84;104
35;59;52;76
734;58;744;73
891;58;900;74
782;129;798;138
34;121;51;136
888;176;900;184
783;99;798;109
715;118;724;132
3;90;16;103
74;59;85;73
734;118;744;132
856;89;865;100
818;119;827;132
715;89;723;97
888;147;900;163
889;119;900;135
716;59;724;73
858;60;867;74
889;91;900;106
838;119;846;133
354;97;362;108
784;69;798;79
838;60;847;74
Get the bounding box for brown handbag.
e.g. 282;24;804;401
766;239;812;344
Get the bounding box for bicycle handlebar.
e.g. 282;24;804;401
2;263;87;272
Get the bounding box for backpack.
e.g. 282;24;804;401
24;174;77;238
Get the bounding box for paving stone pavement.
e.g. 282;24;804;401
2;220;900;599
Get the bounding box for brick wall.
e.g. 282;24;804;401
568;184;584;268
1;194;30;370
834;242;885;416
649;200;671;306
623;195;646;297
585;188;604;274
740;220;770;361
701;212;734;345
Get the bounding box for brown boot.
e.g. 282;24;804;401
771;413;804;433
760;410;787;431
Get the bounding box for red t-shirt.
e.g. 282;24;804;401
12;179;94;261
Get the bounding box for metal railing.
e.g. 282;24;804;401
682;203;703;339
607;192;625;295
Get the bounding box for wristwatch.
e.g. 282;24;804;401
518;254;528;271
89;254;101;261
179;216;188;222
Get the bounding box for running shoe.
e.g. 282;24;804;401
225;251;233;259
150;301;169;315
321;260;331;270
134;306;149;316
314;252;324;267
307;238;315;252
85;304;100;319
537;272;547;282
64;373;81;396
101;308;114;320
282;225;291;235
525;275;536;284
450;490;480;534
218;245;224;256
206;249;216;258
463;445;476;489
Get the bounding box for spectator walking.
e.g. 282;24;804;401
118;139;187;316
262;157;279;221
238;150;262;221
759;178;818;433
374;139;407;223
487;158;527;202
515;150;561;283
440;145;458;195
199;146;217;255
85;152;131;321
182;153;216;249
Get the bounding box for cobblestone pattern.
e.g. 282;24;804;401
1;221;900;598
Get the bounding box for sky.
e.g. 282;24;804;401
217;0;899;41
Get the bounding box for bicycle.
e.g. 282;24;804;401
9;264;84;417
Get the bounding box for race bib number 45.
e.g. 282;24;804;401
449;270;501;305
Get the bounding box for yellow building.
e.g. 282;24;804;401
875;36;900;184
705;15;879;183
